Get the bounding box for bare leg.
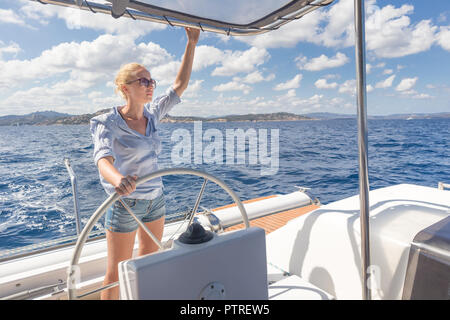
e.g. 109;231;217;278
137;216;165;256
101;229;137;300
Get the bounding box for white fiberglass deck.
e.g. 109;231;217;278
266;184;450;299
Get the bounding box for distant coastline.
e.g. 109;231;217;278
0;110;313;126
0;109;449;126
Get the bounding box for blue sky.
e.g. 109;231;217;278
0;0;449;117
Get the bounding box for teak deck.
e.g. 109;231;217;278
212;195;319;234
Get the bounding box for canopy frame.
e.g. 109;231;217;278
32;0;334;36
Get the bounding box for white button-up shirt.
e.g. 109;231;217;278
90;87;180;199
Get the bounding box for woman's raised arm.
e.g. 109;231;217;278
173;27;200;98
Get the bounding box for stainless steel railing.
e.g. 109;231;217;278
64;158;82;235
438;182;450;190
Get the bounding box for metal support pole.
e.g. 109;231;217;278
354;0;371;300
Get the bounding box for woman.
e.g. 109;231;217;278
90;27;200;300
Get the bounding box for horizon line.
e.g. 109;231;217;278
1;110;449;118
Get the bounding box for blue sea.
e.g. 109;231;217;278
0;118;449;251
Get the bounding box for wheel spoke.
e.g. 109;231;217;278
187;178;208;226
118;198;162;249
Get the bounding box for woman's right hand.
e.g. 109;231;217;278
114;175;138;196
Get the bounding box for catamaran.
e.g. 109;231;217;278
0;0;449;300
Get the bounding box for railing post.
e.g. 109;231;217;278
64;158;82;236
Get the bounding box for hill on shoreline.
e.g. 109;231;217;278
0;110;313;126
0;110;449;126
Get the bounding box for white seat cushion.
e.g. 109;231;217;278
268;275;334;300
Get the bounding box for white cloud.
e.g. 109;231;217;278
315;78;338;89
367;62;387;74
436;26;450;52
306;94;324;105
173;89;355;117
210;69;274;98
296;52;349;71
339;79;356;95
0;41;22;59
0;34;175;89
194;46;274;82
193;45;226;71
274;74;302;91
383;69;393;75
236;0;440;60
0;34;183;114
275;89;326;112
396;77;418;92
399;90;417;96
211;47;270;77
324;74;340;80
151;61;181;86
213;81;251;94
366;4;437;58
0;83;118;115
88;91;103;99
236;71;275;84
375;75;396;88
182;80;204;98
392;84;432;100
0;8;29;27
179;89;347;117
316;0;356;48
412;93;432;99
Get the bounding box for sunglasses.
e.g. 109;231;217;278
126;77;157;89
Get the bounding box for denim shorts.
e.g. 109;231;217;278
105;193;166;233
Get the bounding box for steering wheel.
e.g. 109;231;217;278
67;168;249;300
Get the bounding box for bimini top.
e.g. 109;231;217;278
31;0;335;36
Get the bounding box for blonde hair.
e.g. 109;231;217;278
114;63;146;99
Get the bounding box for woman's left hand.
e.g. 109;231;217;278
185;27;200;45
